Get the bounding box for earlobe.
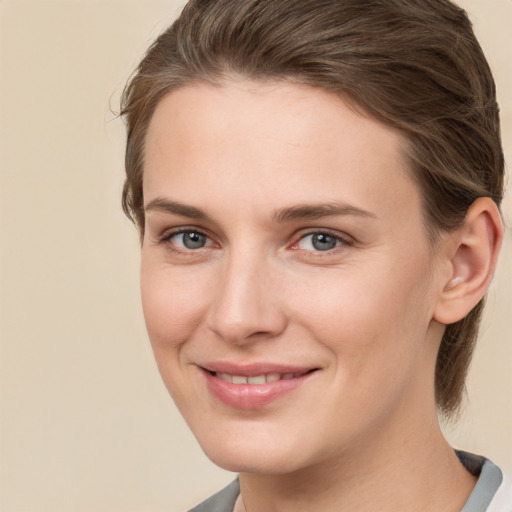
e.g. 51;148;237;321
434;197;503;325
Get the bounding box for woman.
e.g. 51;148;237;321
121;0;509;510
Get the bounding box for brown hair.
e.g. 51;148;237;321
120;0;504;417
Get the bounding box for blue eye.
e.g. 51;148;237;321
169;231;210;249
297;233;342;251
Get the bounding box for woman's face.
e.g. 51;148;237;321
141;80;447;474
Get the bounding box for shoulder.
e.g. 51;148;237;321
187;479;240;512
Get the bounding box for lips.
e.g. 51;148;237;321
200;363;319;409
214;371;311;384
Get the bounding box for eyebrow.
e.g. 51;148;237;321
144;197;209;219
144;197;377;223
273;202;377;223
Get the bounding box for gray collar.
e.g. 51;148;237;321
457;451;503;512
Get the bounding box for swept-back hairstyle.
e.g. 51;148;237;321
121;0;504;417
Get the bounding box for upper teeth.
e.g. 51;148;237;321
216;372;304;384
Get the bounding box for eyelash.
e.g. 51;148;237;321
157;227;353;255
158;228;215;252
291;230;353;252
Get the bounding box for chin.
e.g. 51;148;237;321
193;432;297;474
193;422;326;475
203;444;302;475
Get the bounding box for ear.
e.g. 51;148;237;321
433;197;503;325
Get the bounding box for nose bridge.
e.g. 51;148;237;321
208;244;285;343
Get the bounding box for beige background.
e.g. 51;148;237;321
0;1;510;511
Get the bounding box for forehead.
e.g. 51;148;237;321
143;80;421;224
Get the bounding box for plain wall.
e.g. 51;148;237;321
0;1;510;511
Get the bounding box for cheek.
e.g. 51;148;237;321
291;263;436;439
139;259;215;412
290;256;434;368
140;259;211;352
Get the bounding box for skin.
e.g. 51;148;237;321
140;80;497;511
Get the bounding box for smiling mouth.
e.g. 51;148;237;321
206;369;318;384
202;367;319;409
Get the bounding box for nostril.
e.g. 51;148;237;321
249;330;272;338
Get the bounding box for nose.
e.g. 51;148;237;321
207;250;287;345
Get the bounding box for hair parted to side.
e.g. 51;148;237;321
120;0;504;417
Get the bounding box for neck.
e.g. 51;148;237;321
238;402;476;512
